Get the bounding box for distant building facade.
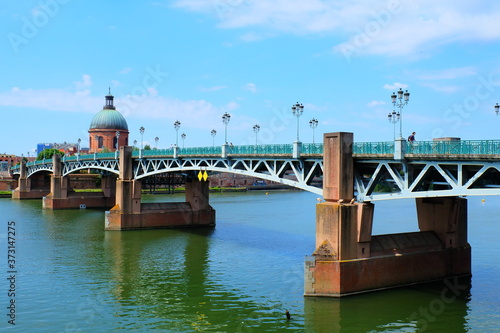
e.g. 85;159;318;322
37;143;89;156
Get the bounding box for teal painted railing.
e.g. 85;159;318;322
407;140;500;155
353;142;394;155
302;143;323;154
11;140;500;171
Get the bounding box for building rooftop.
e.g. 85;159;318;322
89;93;129;130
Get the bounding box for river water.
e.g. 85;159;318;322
1;191;499;332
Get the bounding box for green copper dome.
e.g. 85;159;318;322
89;93;129;130
89;109;129;130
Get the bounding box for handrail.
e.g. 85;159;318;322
11;140;500;172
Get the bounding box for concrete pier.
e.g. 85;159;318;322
12;160;50;199
305;132;471;297
42;154;116;209
105;146;215;230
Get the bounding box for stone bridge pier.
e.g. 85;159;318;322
105;146;215;230
42;154;116;209
304;132;471;297
12;160;50;199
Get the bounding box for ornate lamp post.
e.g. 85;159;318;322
222;113;231;144
494;103;499;116
77;138;81;155
309;118;318;143
174;120;181;147
387;110;400;140
291;102;304;142
115;131;120;150
155;137;159;149
181;133;186;148
211;129;217;147
133;140;137;148
139;126;145;149
391;88;410;138
253;124;260;149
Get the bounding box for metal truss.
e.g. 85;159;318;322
23;162;53;178
20;153;500;201
355;158;500;202
17;159;120;178
134;156;324;195
17;155;323;195
62;159;120;176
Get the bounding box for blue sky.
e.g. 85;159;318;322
1;0;500;156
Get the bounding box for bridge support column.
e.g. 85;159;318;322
43;154;117;209
105;146;215;230
43;154;69;209
305;132;471;297
12;160;49;199
416;197;471;275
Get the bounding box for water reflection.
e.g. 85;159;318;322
3;191;491;332
304;277;471;333
102;227;299;331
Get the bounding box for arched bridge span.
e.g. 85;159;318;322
12;139;500;201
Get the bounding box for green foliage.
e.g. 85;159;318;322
374;182;394;193
94;175;102;187
36;149;64;161
144;144;152;150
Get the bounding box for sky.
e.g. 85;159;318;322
1;0;500;156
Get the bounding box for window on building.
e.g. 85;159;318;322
98;136;103;149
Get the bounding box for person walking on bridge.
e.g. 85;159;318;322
408;132;416;143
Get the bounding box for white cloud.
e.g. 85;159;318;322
243;83;257;93
367;100;386;107
383;82;409;91
0;83;240;129
119;67;133;74
240;32;265;42
75;74;92;91
172;0;500;57
419;82;461;94
0;86;99;113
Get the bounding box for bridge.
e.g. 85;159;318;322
12;138;500;201
10;133;500;297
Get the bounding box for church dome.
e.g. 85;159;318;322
89;93;129;130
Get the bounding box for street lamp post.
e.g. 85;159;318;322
309;118;318;144
133;140;137;149
115;131;120;150
155;137;159;149
253;124;260;151
77;138;81;156
387;110;400;140
391;88;410;138
181;133;186;148
222;113;231;144
494;103;499;116
174;120;181;147
211;129;217;147
291;102;304;142
139;126;145;149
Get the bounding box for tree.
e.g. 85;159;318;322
37;148;64;161
144;144;152;150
